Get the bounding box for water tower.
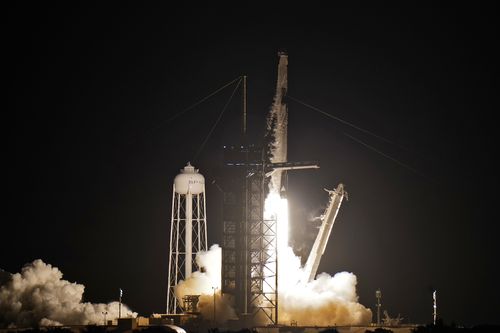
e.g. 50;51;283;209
167;162;208;314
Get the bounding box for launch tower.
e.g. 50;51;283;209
220;53;318;326
220;53;290;325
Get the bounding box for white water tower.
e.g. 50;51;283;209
167;162;208;314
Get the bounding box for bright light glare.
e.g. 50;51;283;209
264;192;289;253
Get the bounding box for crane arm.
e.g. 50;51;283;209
302;183;347;283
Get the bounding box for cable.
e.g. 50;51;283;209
343;132;427;178
287;95;398;146
288;94;435;177
193;77;243;162
141;76;242;140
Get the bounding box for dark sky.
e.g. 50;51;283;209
4;3;498;326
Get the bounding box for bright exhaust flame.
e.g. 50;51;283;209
264;189;372;326
264;192;289;253
173;52;371;327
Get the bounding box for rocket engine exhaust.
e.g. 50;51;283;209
170;52;372;327
263;52;372;326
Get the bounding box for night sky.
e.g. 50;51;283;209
4;3;498;326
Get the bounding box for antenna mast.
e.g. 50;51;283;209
376;289;382;326
433;290;437;325
242;75;247;138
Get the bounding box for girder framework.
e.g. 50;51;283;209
221;145;278;325
167;189;207;314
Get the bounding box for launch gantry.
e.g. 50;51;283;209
220;52;320;326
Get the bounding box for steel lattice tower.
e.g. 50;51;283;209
167;163;208;314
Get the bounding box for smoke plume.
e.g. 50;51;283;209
0;259;137;328
171;227;372;326
262;53;372;326
174;244;236;324
262;196;372;325
278;246;372;326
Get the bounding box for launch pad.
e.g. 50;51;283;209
220;144;319;325
166;52;352;328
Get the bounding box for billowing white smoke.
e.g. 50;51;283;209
174;244;236;324
263;195;372;326
277;244;372;325
175;53;371;327
0;260;137;328
263;53;372;326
